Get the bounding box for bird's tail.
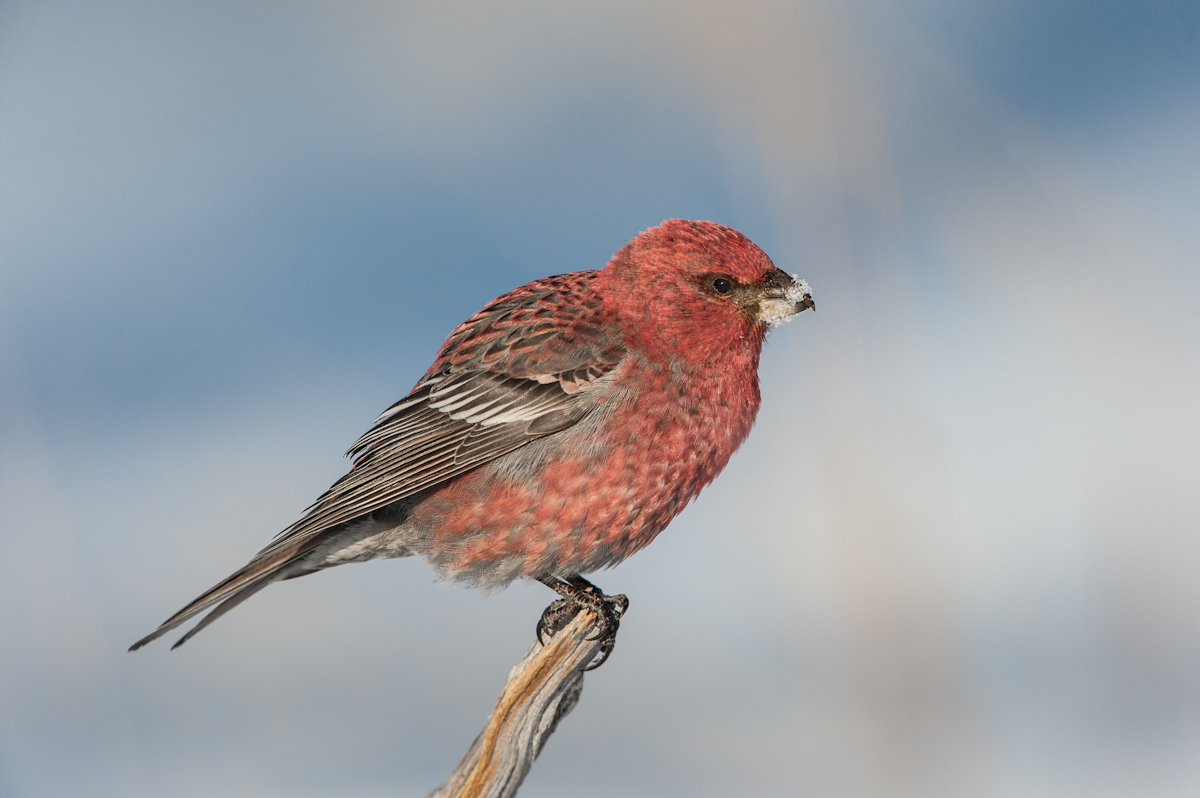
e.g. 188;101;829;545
128;541;308;652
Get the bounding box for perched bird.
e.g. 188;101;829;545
130;219;814;665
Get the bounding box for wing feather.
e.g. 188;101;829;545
257;272;626;559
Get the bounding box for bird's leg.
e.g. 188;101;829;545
535;574;629;670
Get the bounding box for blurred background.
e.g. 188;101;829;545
2;2;1198;796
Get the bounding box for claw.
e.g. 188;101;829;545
534;574;629;670
536;598;579;644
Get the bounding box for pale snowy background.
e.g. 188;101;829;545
2;2;1199;797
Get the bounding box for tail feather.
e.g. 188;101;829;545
168;578;276;650
128;544;307;651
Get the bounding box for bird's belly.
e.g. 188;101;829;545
410;369;753;589
411;444;699;589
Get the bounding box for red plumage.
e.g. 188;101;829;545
130;219;813;652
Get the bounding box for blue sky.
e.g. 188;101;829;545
2;2;1199;797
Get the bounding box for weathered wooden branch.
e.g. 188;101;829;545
428;606;619;798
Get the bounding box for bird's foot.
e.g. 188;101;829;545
535;575;628;670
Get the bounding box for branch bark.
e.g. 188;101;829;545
428;608;615;798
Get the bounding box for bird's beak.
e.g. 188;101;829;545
757;271;815;328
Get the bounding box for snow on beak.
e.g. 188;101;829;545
757;271;815;328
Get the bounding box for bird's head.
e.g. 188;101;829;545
599;219;814;357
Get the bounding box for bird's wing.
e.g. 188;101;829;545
129;273;625;651
256;271;625;558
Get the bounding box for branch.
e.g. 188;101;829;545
428;607;616;798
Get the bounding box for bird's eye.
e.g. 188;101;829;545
711;277;733;295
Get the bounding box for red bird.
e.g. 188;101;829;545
130;219;814;664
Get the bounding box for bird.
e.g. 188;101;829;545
129;219;814;666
